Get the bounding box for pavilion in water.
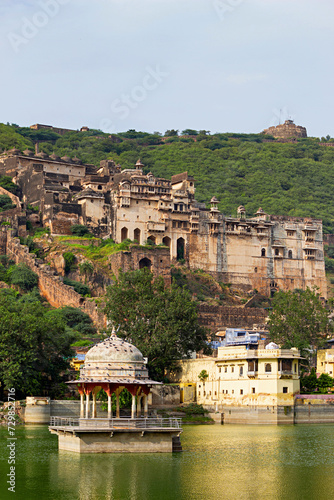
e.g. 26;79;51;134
49;334;182;453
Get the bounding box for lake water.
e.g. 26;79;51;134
1;424;334;500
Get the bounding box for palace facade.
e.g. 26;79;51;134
0;149;327;297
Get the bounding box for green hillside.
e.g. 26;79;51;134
1;123;334;232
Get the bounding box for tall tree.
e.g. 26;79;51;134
0;290;75;396
104;268;211;380
268;287;332;360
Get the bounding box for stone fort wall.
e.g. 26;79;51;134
198;304;267;331
5;229;105;327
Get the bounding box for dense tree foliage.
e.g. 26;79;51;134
104;268;211;380
0;290;75;396
0;175;18;195
0;194;15;212
301;368;334;393
52;306;97;336
63;277;91;296
70;224;92;237
268;288;332;360
10;263;38;291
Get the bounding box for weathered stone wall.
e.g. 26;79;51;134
5;229;105;327
108;245;171;285
294;395;334;424
150;385;180;406
263;120;307;139
0;228;7;254
198;304;267;330
221;405;294;424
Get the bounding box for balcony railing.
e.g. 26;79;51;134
50;416;182;430
279;370;293;377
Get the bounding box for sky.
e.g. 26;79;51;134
0;0;333;137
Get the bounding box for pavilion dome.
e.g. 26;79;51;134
85;334;144;364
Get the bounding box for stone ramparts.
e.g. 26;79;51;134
5;229;105;326
198;304;267;330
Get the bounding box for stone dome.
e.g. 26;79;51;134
85;334;144;363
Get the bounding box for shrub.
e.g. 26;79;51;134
0;194;15;212
10;263;38;291
63;277;91;296
176;403;208;415
0;175;18;194
63;252;76;274
0;264;7;282
33;227;50;237
79;261;94;280
71;340;95;347
57;306;96;335
70;224;92;237
27;204;39;212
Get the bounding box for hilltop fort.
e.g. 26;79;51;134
263;119;307;139
0;147;327;299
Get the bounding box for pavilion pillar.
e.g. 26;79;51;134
92;392;97;418
108;394;112;419
131;395;136;419
85;392;90;419
80;393;85;418
137;395;142;417
143;394;148;417
116;393;120;418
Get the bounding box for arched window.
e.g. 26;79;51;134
177;238;185;261
162;236;171;248
275;248;279;256
265;363;272;373
261;248;266;257
288;250;292;259
147;235;156;245
139;258;151;270
134;228;141;244
98;185;102;190
121;227;128;241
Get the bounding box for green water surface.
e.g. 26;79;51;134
1;424;334;500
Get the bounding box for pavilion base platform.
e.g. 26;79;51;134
49;417;182;453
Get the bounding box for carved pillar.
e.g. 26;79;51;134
131;395;136;419
116;393;120;418
92;392;97;418
136;395;142;417
80;393;85;418
108;395;112;419
85;392;90;419
143;394;148;417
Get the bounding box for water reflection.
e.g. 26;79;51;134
1;424;334;499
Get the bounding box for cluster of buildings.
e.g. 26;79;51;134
171;328;301;424
0;146;326;298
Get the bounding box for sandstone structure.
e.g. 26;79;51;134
30;123;89;135
0;148;326;298
263;120;307;139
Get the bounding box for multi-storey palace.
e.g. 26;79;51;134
0;148;327;298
